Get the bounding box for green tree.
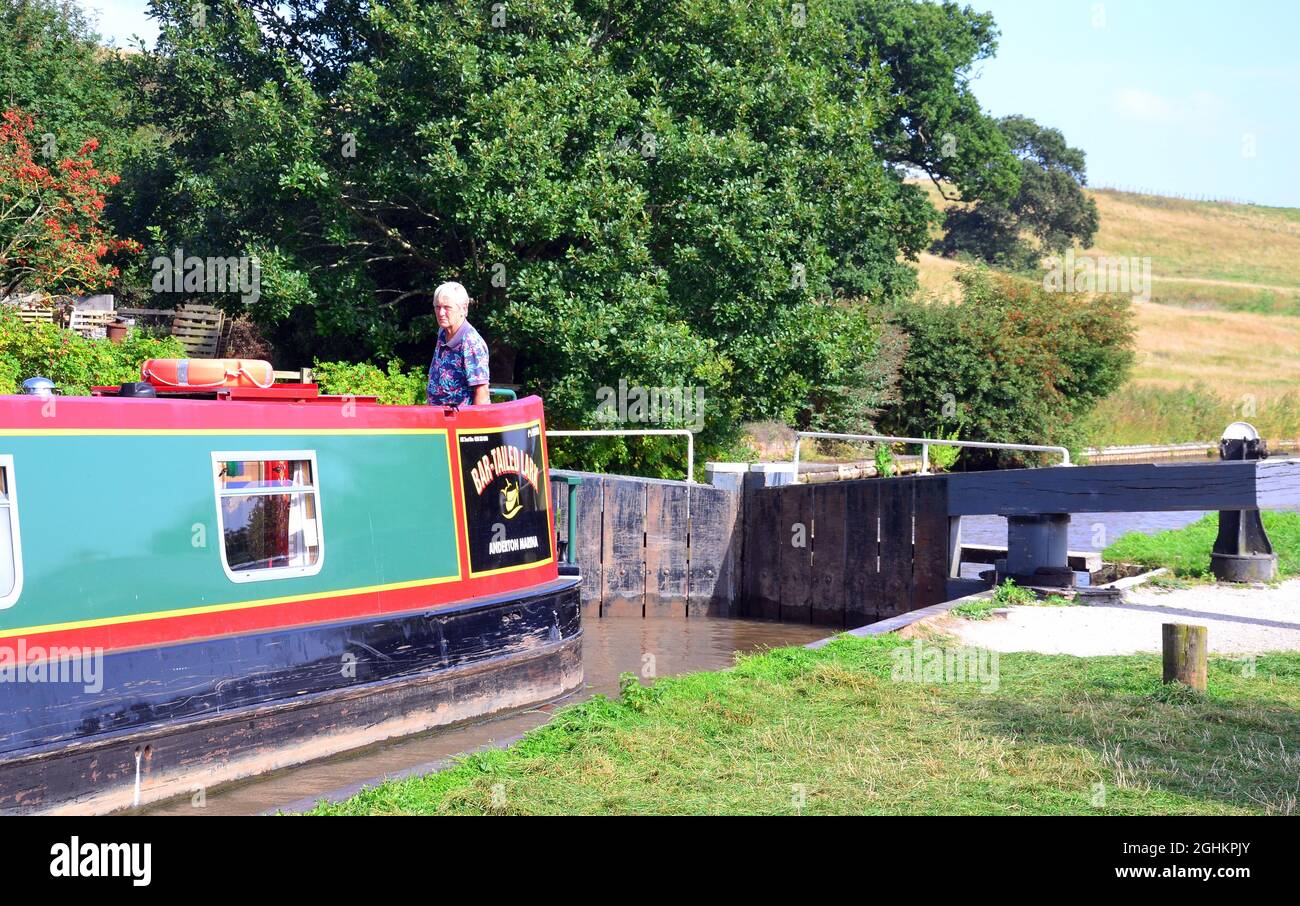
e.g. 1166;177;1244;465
937;115;1099;269
0;108;140;296
845;0;1021;205
0;1;142;174
882;267;1135;463
0;0;161;298
106;1;1042;474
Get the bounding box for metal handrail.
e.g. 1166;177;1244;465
545;429;695;483
792;431;1071;477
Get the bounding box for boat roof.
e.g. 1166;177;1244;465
2;388;543;433
90;383;380;405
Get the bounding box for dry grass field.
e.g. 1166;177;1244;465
1088;190;1300;304
910;183;1300;444
1128;303;1300;399
918;251;1300;400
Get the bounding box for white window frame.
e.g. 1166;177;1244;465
0;455;23;609
211;450;325;584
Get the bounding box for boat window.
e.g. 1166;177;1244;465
213;453;323;582
0;459;22;608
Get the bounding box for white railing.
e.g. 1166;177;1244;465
792;431;1071;477
546;429;695;483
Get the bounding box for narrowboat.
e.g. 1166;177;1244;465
0;364;581;814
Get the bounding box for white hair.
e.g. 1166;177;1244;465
433;281;470;309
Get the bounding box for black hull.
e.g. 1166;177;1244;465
0;578;582;814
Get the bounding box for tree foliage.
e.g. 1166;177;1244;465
937;115;1099;269
846;0;1020;204
882;267;1135;463
0;0;142;173
2;0;1127;475
103;0;1021;471
0;109;139;295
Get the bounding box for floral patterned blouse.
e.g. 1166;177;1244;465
426;321;490;406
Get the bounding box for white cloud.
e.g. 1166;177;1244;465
1113;87;1225;127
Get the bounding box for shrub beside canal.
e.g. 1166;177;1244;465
307;635;1300;816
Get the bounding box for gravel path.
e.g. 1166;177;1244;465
939;579;1300;656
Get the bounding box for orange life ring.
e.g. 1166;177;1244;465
141;359;275;390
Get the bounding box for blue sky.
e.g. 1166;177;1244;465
77;0;1300;208
968;0;1300;207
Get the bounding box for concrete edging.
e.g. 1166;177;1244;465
804;589;994;649
803;563;1173;651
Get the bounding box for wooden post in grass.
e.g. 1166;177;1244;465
1162;623;1207;692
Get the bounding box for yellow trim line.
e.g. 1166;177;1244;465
0;573;462;639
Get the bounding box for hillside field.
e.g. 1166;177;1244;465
912;185;1300;446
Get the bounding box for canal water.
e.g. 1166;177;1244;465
140;616;828;816
960;510;1211;552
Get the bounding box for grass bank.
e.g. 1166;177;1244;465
1103;511;1300;579
307;635;1300;815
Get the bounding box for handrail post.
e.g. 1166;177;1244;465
564;475;582;565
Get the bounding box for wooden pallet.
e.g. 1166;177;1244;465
13;305;54;325
116;306;176;334
68;309;116;339
272;368;315;383
170;303;225;357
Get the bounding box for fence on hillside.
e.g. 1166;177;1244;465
1091;184;1259;206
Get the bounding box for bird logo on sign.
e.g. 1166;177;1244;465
499;478;523;520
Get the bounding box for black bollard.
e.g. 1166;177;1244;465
1210;422;1277;582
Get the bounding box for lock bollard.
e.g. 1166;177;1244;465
1210;422;1277;582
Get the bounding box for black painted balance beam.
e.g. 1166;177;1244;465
946;458;1300;517
945;458;1300;588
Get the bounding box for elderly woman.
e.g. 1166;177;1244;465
426;281;490;406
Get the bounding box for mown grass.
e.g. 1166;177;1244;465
306;635;1300;816
1103;511;1300;579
